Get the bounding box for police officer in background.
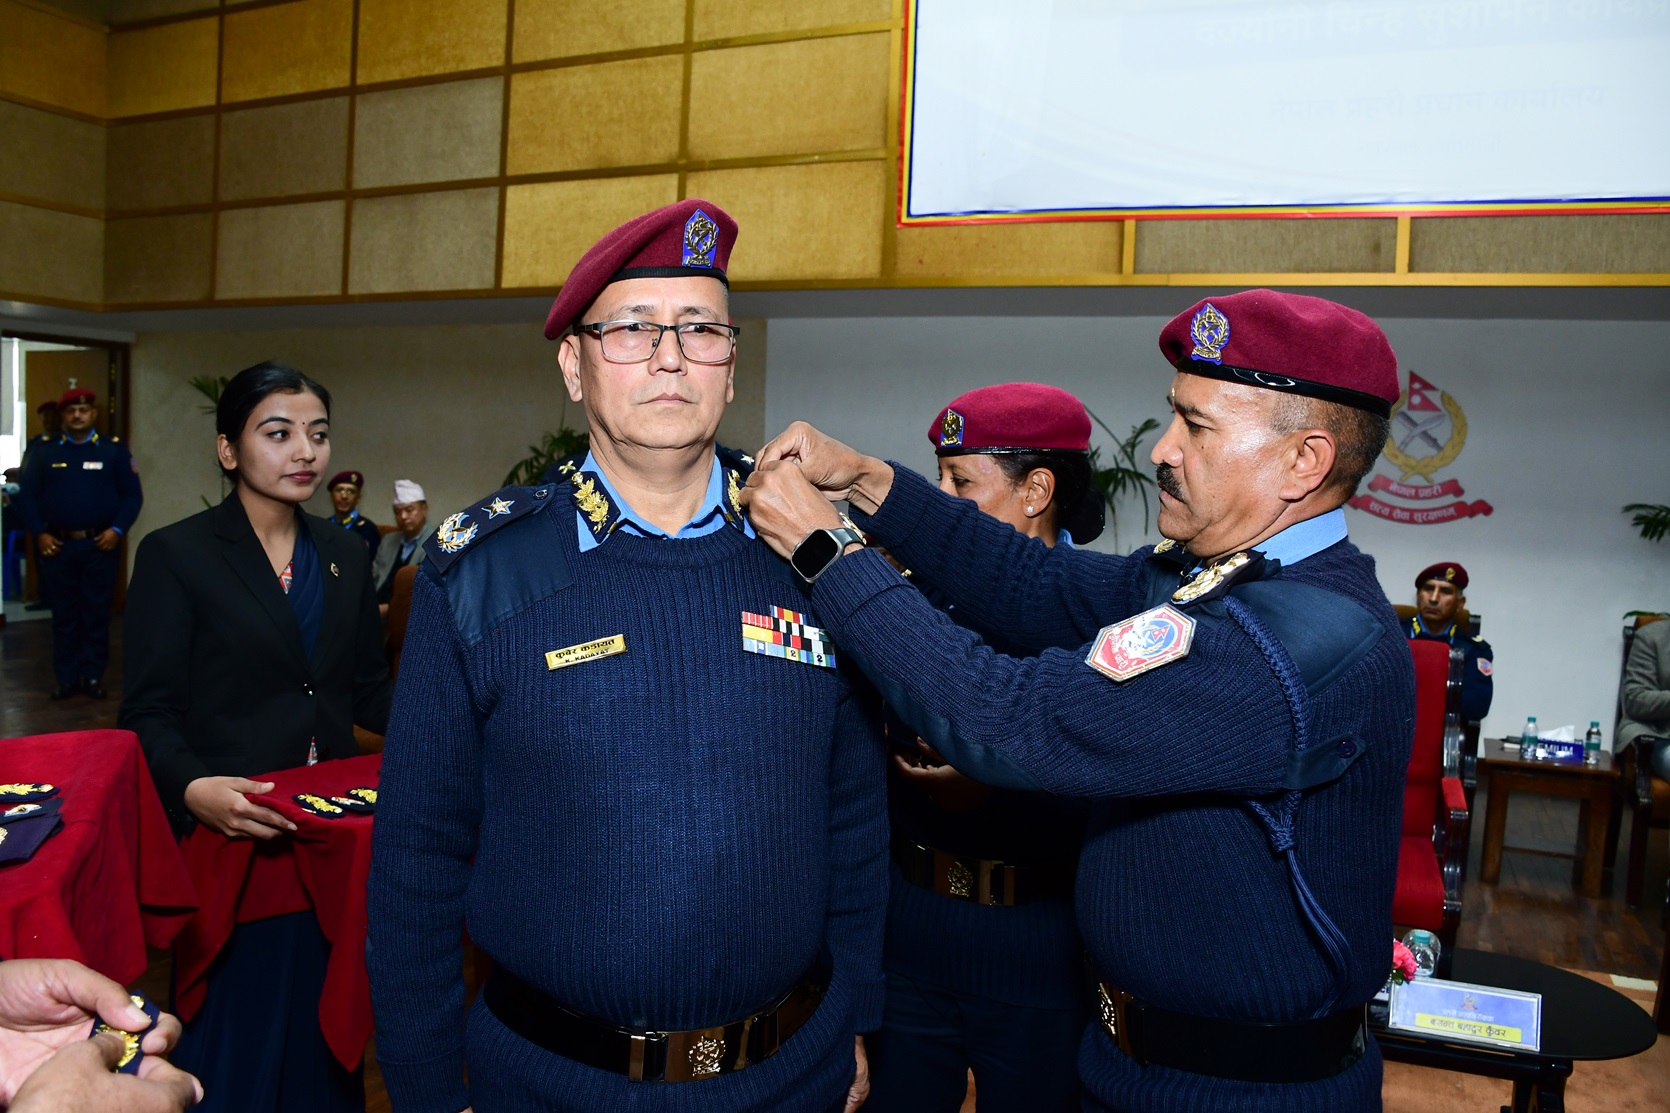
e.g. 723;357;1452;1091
19;388;142;700
869;383;1098;1113
1408;562;1493;723
20;400;59;468
327;470;382;554
744;289;1416;1113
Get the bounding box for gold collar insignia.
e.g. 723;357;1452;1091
570;471;618;539
1172;550;1253;604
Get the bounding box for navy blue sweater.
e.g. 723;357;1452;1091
813;467;1413;1113
365;484;888;1113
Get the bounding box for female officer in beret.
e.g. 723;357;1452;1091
867;383;1099;1113
120;360;392;1113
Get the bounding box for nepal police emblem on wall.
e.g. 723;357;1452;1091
1348;371;1494;526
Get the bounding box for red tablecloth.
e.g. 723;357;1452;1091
174;754;381;1070
0;729;198;983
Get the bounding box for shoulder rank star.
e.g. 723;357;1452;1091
486;497;515;518
1172;550;1253;603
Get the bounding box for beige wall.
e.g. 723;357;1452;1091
126;316;767;554
3;0;1667;312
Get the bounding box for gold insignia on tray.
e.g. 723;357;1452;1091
687;1035;725;1077
1171;550;1252;603
347;787;377;804
297;794;343;814
0;784;52;796
948;859;974;899
545;634;626;671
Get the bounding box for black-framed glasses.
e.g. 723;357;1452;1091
573;320;740;365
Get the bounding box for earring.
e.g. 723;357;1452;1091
1026;505;1035;514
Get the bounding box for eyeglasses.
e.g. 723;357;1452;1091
573;320;740;365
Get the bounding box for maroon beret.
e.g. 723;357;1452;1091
37;400;58;412
1415;562;1468;591
327;470;364;490
543;199;738;340
929;383;1092;456
1157;289;1398;417
57;388;95;408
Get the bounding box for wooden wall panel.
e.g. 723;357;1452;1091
513;0;684;62
108;17;219;118
693;0;890;39
894;221;1122;279
1136;218;1396;274
1410;215;1670;273
686;160;886;281
107;115;216;211
109;0;218;21
0;0;106;118
688;35;889;161
348;187;499;293
216;201;347;299
501;174;680;288
506;57;684;175
0;199;103;304
222;0;354;104
0;99;105;212
356;0;508;86
354;78;504;189
219;97;351;201
105;213;214;303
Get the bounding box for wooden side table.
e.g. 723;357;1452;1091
1478;738;1617;898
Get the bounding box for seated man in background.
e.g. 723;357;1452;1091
371;479;434;615
327;470;381;554
1408;561;1493;722
1620;617;1670;780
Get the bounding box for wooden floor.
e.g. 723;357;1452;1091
4;614;1666;1112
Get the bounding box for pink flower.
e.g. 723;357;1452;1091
1391;940;1419;984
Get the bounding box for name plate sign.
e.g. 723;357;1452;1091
1388;977;1541;1052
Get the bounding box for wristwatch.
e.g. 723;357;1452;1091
790;524;865;584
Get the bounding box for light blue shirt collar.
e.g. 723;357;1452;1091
1253;507;1348;568
575;451;753;553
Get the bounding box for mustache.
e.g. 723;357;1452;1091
1155;463;1183;501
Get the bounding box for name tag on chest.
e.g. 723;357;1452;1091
82;461;104;470
545;634;626;671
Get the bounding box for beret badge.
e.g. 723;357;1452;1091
939;408;965;449
1189;302;1230;364
682;209;719;268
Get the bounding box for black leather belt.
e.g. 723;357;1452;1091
52;528;105;541
893;840;1075;906
1096;979;1366;1083
482;949;830;1083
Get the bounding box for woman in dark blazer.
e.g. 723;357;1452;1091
120;360;391;1113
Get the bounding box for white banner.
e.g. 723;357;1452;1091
904;0;1670;219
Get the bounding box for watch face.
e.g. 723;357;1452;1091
791;529;841;581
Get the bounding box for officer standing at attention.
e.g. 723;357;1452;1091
366;199;887;1113
743;289;1415;1113
1407;561;1493;722
326;469;381;554
869;383;1098;1113
19;387;142;700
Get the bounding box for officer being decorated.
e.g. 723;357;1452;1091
367;199;887;1113
18;388;143;700
743;289;1415;1113
1408;561;1493;722
326;470;381;554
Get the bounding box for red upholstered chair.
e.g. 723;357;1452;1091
1393;639;1470;977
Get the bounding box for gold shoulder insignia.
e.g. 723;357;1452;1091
435;512;478;554
1172;550;1253;604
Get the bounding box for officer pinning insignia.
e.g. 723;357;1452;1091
1086;604;1196;683
0;783;57;802
545;634;627;671
88;993;159;1075
1171;550;1258;604
294;793;346;817
743;607;839;669
1189;301;1230;363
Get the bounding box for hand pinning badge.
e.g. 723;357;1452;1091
88;993;160;1075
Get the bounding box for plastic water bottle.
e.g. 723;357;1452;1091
1401;929;1441;978
1584;721;1602;764
1521;716;1538;747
